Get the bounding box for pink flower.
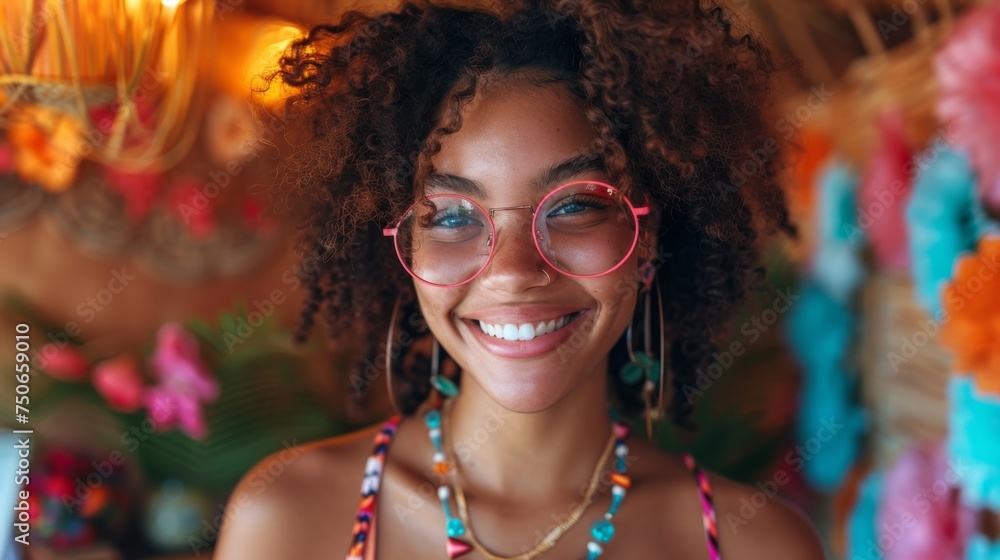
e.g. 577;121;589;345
92;355;145;412
143;323;219;439
38;344;90;382
935;3;1000;210
143;388;209;440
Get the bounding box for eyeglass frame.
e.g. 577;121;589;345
382;180;651;288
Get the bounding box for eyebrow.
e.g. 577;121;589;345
424;153;607;198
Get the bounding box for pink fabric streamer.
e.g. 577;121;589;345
935;2;1000;211
877;441;975;560
858;109;913;272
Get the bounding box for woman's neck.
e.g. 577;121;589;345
442;359;614;507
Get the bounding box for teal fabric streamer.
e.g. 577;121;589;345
847;470;886;560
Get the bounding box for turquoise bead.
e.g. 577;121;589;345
608;490;624;516
424;409;441;429
446;517;466;537
634;351;656;368
591;519;615;542
586;542;603;559
432;375;460;397
615;456;626;471
618;361;644;384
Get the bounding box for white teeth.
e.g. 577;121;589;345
503;324;519;341
476;313;578;341
518;324;534;340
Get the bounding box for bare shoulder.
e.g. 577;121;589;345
707;471;827;560
623;438;825;559
213;421;388;560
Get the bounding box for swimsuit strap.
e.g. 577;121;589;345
683;453;722;560
346;414;402;560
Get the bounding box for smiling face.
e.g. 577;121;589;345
411;74;643;413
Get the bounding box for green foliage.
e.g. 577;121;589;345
3;293;344;499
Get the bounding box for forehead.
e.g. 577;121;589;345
429;79;600;198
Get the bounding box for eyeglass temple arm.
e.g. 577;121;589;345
632;194;651;217
383;227;397;236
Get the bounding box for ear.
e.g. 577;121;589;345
637;201;662;262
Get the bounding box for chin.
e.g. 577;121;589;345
468;365;579;413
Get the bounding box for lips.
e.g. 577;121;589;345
460;309;590;360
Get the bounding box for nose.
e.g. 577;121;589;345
477;209;550;293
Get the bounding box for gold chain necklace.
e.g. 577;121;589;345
441;398;616;560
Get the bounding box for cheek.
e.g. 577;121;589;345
413;284;463;332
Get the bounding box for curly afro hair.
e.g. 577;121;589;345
268;0;796;427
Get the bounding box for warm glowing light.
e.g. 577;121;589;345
161;0;187;7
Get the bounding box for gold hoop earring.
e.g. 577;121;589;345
385;292;405;415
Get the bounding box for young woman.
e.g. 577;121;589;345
215;1;826;558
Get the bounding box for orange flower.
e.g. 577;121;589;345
787;125;832;218
941;235;1000;395
6;105;88;192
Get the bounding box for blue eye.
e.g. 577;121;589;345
432;207;481;228
548;195;612;217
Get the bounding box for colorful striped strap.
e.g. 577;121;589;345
683;453;722;560
346;414;402;560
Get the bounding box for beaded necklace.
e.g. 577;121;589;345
423;399;632;559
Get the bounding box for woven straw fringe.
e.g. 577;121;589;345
858;273;952;469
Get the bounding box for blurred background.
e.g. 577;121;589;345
1;0;999;558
